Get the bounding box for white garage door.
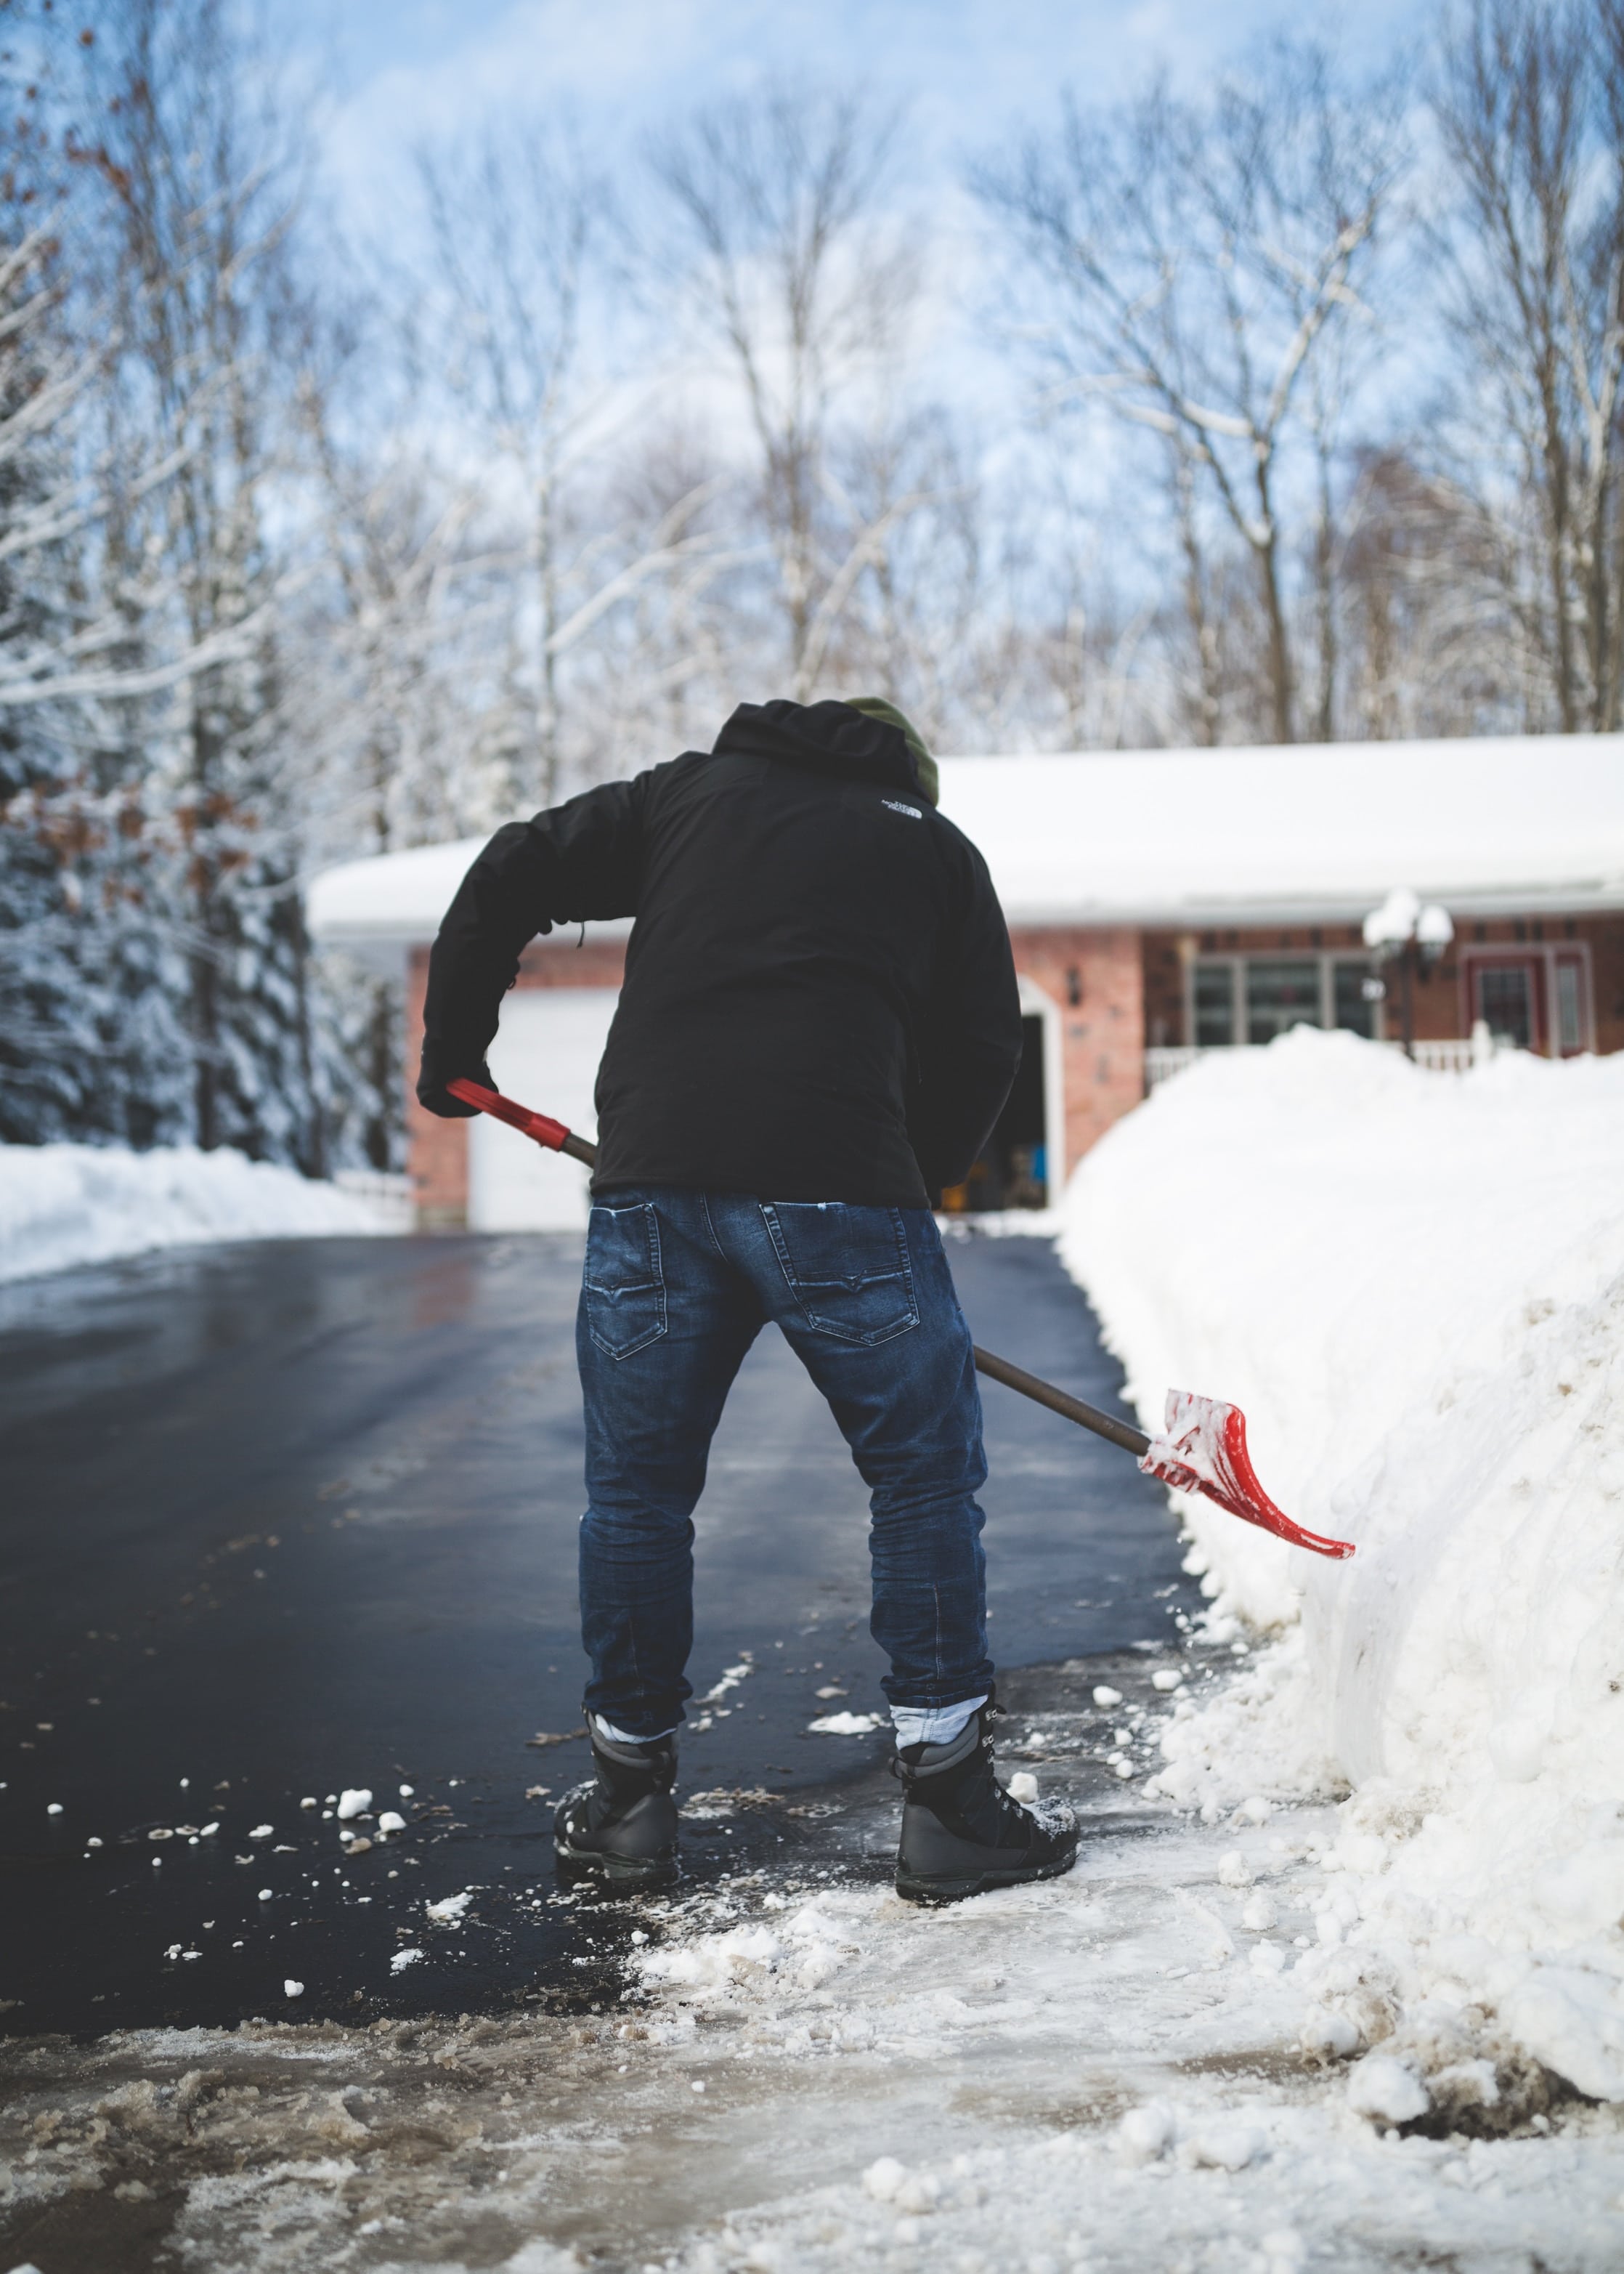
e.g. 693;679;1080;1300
468;987;620;1231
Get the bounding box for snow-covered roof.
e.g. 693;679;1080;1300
307;733;1624;971
308;836;491;970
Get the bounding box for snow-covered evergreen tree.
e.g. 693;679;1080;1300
0;39;193;1148
84;0;373;1171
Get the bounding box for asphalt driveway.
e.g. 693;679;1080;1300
0;1226;1197;2034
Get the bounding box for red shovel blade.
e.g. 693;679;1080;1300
447;1077;572;1152
1139;1390;1355;1560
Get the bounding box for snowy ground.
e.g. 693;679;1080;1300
0;1141;398;1283
5;1656;1622;2271
6;1032;1623;2269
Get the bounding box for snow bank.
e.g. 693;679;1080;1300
0;1141;397;1284
1061;1030;1624;2101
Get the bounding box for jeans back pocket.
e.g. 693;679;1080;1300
584;1202;667;1359
761;1202;918;1345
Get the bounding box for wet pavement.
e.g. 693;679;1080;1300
0;1647;1246;2274
0;1226;1198;2037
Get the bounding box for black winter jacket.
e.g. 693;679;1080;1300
418;699;1023;1206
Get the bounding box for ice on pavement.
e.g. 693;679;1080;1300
551;1794;1623;2250
13;1768;1622;2272
1063;1028;1624;2108
701;1659;755;1703
805;1711;884;1735
0;1139;395;1282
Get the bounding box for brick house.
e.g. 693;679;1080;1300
307;733;1624;1229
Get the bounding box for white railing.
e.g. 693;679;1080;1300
1145;1031;1506;1091
335;1168;416;1227
1144;1046;1206;1088
1405;1037;1480;1072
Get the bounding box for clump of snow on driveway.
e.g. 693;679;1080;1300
1062;1029;1624;2102
0;1140;397;1283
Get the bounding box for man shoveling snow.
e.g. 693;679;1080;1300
418;695;1078;1903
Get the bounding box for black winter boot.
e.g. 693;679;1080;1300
893;1702;1079;1905
554;1720;680;1891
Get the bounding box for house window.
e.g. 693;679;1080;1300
1476;963;1535;1050
1193;960;1237;1045
1461;944;1593;1057
1246;960;1321;1044
1331;960;1378;1039
1190;952;1378;1045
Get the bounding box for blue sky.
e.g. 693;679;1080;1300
282;0;1420;232
270;0;1432;559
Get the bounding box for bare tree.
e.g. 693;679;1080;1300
978;41;1405;743
548;421;751;764
300;364;511;854
1333;448;1526;737
401;124;740;803
288;415;508;1166
410;126;601;806
651;86;939;700
1431;0;1624;732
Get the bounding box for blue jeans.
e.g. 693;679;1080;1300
576;1189;993;1739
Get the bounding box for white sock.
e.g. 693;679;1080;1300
592;1713;679;1747
891;1694;987;1749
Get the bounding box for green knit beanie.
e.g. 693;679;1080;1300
841;695;939;807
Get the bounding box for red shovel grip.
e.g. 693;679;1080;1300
446;1078;598;1167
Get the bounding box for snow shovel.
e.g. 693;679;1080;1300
447;1078;1355;1561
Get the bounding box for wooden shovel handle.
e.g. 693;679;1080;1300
971;1346;1151;1457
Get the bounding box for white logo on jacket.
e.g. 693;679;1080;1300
881;799;923;820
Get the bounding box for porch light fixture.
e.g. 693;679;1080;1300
1363;888;1454;1059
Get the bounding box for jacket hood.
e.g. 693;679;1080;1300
838;697;939;806
713;699;930;803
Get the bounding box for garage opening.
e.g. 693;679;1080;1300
468;987;618;1229
940;1012;1049;1213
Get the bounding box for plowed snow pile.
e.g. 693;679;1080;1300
0;1141;395;1282
1062;1029;1624;2105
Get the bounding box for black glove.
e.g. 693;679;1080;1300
417;1051;494;1119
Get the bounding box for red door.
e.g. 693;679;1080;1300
1469;956;1543;1051
1463;949;1592;1056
